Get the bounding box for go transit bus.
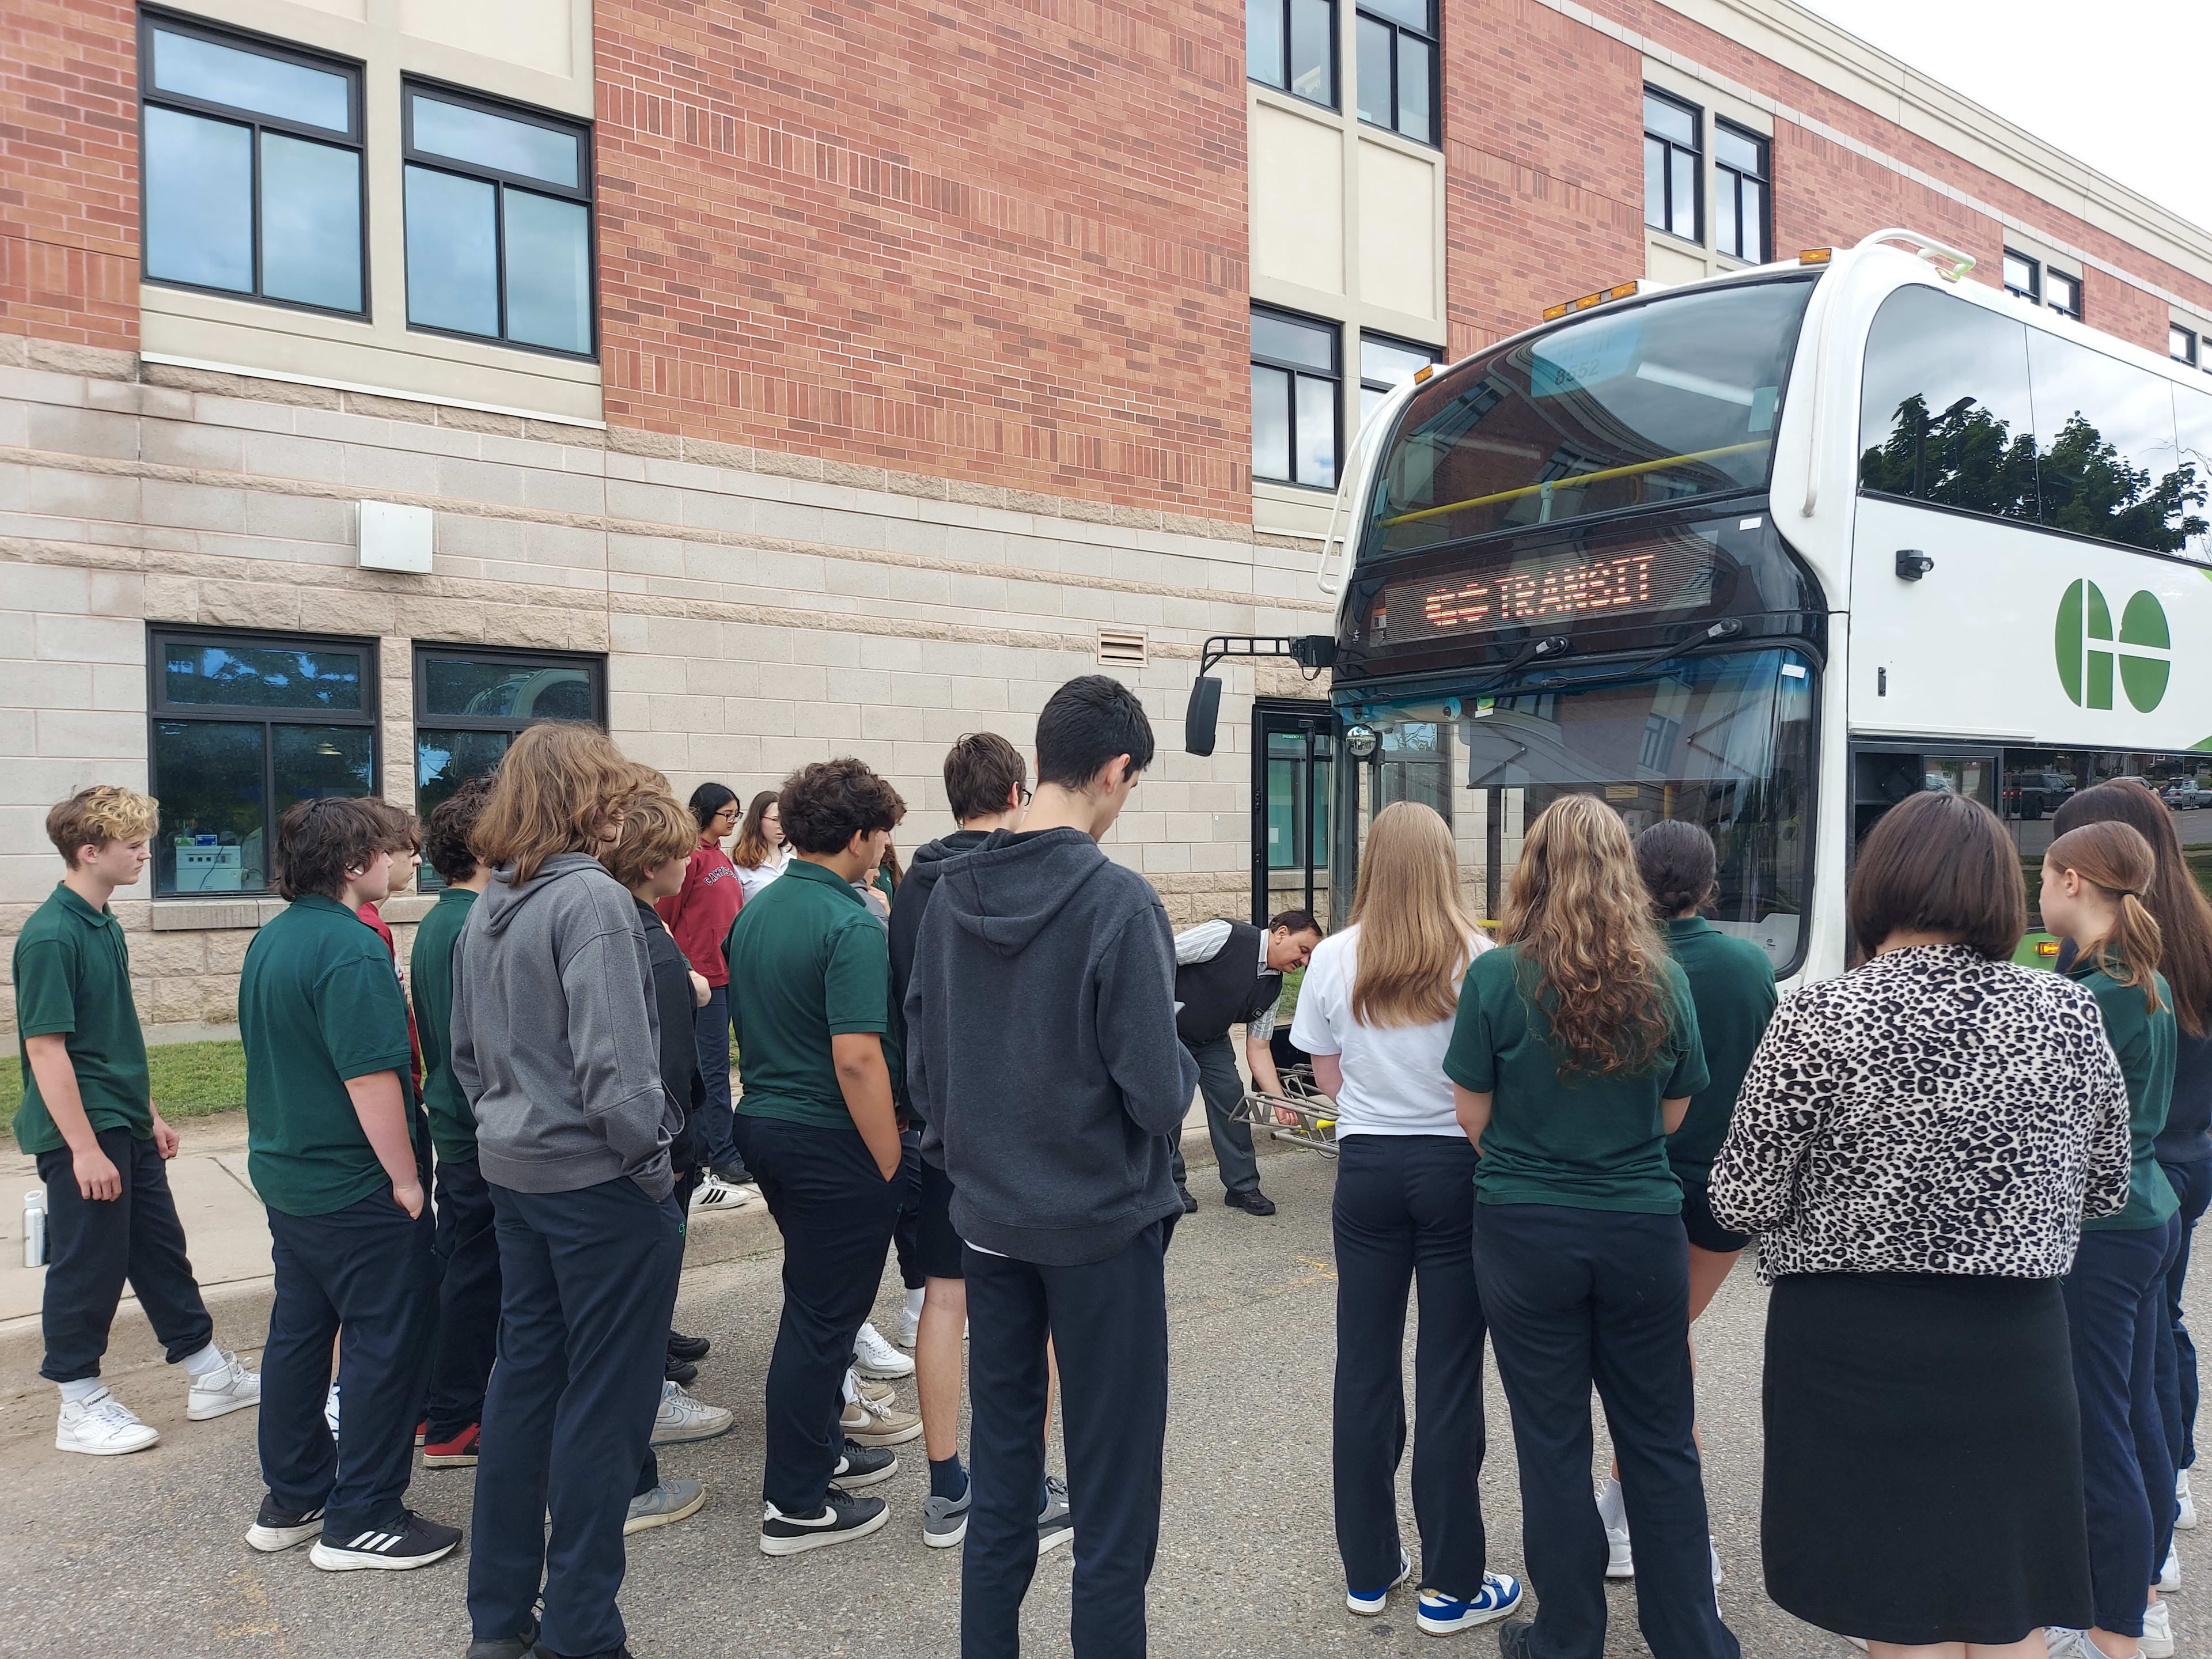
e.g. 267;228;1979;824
1217;229;2212;985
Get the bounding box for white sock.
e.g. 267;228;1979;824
842;1367;861;1406
181;1342;226;1377
58;1377;103;1405
903;1287;925;1319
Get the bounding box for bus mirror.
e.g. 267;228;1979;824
1184;675;1224;756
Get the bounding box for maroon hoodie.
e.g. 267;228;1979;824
655;839;744;987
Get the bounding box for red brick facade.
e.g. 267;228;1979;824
0;0;137;352
592;0;1253;520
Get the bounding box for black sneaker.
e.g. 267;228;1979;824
711;1160;751;1187
1037;1474;1074;1555
665;1354;699;1386
1496;1620;1536;1659
758;1486;889;1556
245;1495;324;1552
309;1509;462;1571
833;1439;899;1489
462;1617;538;1659
667;1330;711;1363
1177;1185;1198;1215
1225;1187;1277;1217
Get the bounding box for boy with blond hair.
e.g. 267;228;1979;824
15;785;259;1455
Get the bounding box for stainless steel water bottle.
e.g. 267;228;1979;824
22;1188;45;1268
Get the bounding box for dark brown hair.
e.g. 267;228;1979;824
732;789;782;869
358;796;422;855
2054;779;2212;1036
2047;820;2165;1016
1848;791;2025;963
1634;819;1718;918
942;732;1028;823
1270;908;1323;938
779;758;907;855
424;776;494;885
275;797;387;902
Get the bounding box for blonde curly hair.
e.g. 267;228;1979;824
47;785;159;866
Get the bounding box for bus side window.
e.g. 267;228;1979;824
2025;328;2192;555
1858;286;2037;521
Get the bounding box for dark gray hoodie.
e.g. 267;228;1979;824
906;827;1198;1265
451;851;678;1199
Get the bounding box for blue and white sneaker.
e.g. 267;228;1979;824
1415;1572;1523;1635
1346;1545;1413;1615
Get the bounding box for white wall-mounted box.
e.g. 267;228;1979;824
358;501;434;574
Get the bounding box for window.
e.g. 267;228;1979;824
138;13;364;316
1354;0;1437;146
2047;270;2082;321
2175;325;2199;368
1249;0;1335;106
414;646;605;883
1252;308;1341;489
1359;333;1441;426
403;85;594;357
1713;121;1768;264
2004;250;2084;321
1643;90;1701;244
147;629;378;897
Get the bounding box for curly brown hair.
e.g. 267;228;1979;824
1502;794;1675;1077
424;776;495;884
778;758;907;855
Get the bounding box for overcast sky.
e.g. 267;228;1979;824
1797;0;2211;236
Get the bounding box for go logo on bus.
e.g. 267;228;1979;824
2055;579;2169;713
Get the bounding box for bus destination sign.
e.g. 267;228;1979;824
1372;532;1722;645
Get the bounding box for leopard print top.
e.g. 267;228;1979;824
1708;944;2132;1282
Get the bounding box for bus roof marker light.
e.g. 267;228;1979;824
1412;364;1434;383
1797;249;1832;265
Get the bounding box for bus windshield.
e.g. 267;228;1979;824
1363;276;1816;559
1349;647;1814;972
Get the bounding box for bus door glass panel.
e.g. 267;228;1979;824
1259;711;1334;927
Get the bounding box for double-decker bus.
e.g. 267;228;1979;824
1207;228;2212;985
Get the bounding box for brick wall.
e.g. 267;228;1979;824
592;0;1252;522
0;1;137;352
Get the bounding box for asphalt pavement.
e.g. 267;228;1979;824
0;1142;2202;1659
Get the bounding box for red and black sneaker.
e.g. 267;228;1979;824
421;1424;480;1467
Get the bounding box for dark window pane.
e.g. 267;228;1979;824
1643;135;1666;230
151;28;350;132
411;94;578;188
1857;284;2039;520
1355;16;1391;126
421;657;596;719
1643;93;1695;147
272;725;375;819
1289;0;1333;101
1669;148;1696;241
1296;372;1338;486
1253;309;1335;372
1395;34;1431;141
162;641;364;710
2027;329;2187;551
406;165;501;338
1714;124;1762;175
415;728;514;887
1249;0;1285;88
260;134;362;311
503;190;592;353
1253;363;1291;481
143;107;253;293
153;721;267;896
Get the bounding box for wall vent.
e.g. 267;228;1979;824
1097;627;1148;668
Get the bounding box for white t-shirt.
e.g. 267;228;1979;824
1289;923;1486;1139
734;846;792;904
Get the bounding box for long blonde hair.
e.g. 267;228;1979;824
1349;801;1480;1027
1502;794;1675;1077
472;723;647;885
2047;820;2166;1016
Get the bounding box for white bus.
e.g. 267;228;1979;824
1233;229;2212;986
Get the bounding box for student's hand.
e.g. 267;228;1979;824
71;1142;123;1202
689;970;711;1009
392;1180;426;1219
151;1113;180;1160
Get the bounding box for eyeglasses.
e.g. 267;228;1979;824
1018;787;1034;806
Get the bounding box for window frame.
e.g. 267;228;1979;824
1251;305;1344;493
400;77;599;361
1248;0;1338;110
2175;325;2199;368
1712;118;1770;265
146;625;382;899
1642;88;1703;247
2046;268;2083;321
2003;249;2042;304
1353;0;1440;147
1358;329;1442;427
136;8;369;320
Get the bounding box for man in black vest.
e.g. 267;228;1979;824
1169;910;1323;1215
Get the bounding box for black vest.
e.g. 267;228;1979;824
1174;921;1270;1046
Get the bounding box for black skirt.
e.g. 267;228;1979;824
1763;1272;2093;1646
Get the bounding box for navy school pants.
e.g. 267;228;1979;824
423;1154;499;1441
36;1127;213;1382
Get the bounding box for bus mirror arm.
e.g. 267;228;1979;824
1182;635;1341;756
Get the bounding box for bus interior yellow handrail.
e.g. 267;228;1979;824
1375;440;1772;529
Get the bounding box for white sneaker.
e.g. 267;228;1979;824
1596;1478;1633;1578
2142;1599;2175;1659
56;1387;160;1456
186;1351;262;1421
324;1381;340;1438
652;1380;734;1445
1710;1539;1724;1588
2180;1467;2199;1531
853;1321;914;1379
2047;1628;2139;1659
898;1305;921;1349
689;1175;757;1213
2160;1544;2180;1593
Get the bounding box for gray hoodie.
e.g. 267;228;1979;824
907;827;1198;1264
451;852;677;1199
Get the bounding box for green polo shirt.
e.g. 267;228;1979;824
1442;943;1709;1213
10;884;150;1153
727;858;893;1132
1660;917;1779;1181
410;886;478;1165
240;893;419;1217
2072;957;2180;1233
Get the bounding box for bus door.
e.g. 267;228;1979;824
1254;702;1335;930
1850;741;2001;852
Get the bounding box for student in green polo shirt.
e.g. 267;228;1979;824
728;756;909;1556
1443;795;1740;1659
238;796;459;1574
17;785;258;1457
2041;820;2181;1653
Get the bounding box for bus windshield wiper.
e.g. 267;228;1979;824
1467;634;1571;698
1516;619;1746;694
